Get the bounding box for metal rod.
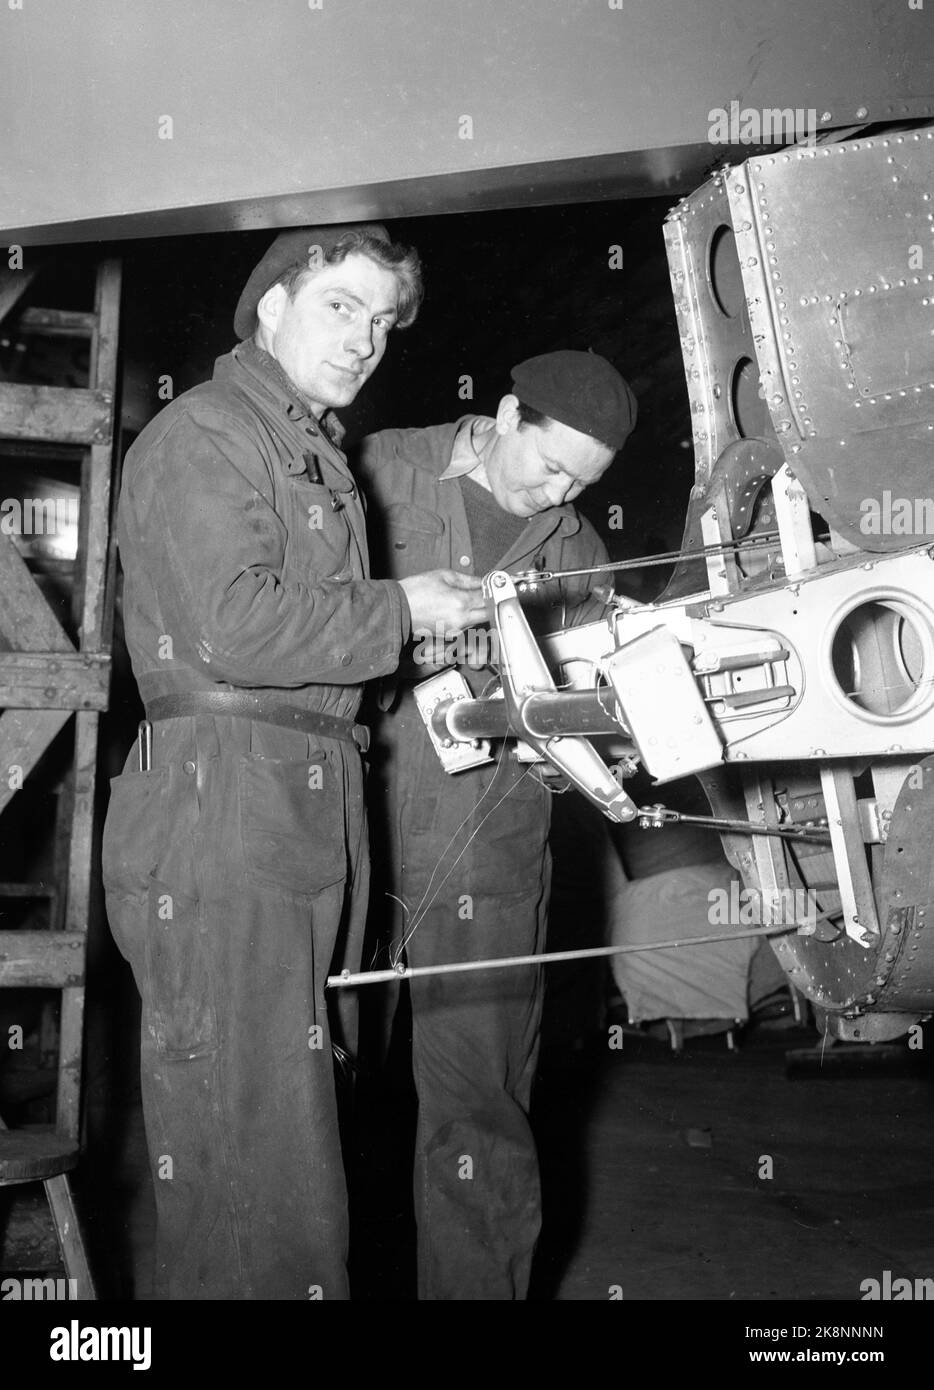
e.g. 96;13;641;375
523;690;624;737
516;530;842;585
326;919;824;989
708;684;796;710
639;806;831;844
518;531;785;583
432;698;510;741
437;689;625;742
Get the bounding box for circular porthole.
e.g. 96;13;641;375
828;594;934;721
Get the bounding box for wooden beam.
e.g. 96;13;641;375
0;652;110;710
0;532;74;652
0;931;86;987
0;708;72;819
0;383;114;446
0;1124;79;1182
65;712;99;935
79;260;122;649
0;882;56;898
18;307;96;338
60;711;101;1137
57;985;85;1140
0;441;86;463
0;264;39;325
44;1171;98;1295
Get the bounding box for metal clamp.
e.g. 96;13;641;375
485;570;638;823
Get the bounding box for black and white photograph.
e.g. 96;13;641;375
0;0;932;1365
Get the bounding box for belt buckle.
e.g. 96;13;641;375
352;723;370;754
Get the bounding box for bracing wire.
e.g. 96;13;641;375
389;740;533;966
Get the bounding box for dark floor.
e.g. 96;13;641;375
4;1005;932;1302
531;1020;934;1301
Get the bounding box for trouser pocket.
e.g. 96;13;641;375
145;878;217;1059
103;759;215;1059
237;749;348;898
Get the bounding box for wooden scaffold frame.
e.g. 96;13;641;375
0;253;122;1299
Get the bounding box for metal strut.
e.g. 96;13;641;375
325;917;843;989
512;530;786;584
635;804;832;845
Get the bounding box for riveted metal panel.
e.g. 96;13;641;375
725;127;934;550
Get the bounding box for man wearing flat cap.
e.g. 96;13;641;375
102;224;487;1299
353;349;637;1299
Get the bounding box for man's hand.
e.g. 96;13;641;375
399;569;489;639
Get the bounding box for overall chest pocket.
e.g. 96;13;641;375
284;479;354;580
380;503;446;577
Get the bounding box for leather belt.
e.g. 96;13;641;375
145;692;370;752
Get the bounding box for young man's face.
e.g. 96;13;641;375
484;397;616;517
258;252;401;415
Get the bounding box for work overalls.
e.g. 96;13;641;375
103;341;409;1299
354;421;608;1298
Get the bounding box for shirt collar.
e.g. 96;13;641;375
439;414;581;538
439;415;496;481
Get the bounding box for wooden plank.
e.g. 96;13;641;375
62;718;100;1135
74;444;113;649
0;383;114;446
0;882;56;898
58;718;99;1138
50;771;71;932
44;1172;97;1297
0;651;110;709
56;986;85;1141
0;708;71;818
18;307;96;338
88;261;121;396
0;441;85;463
38;997;59;1068
78;260;122;649
0;931;86;987
0;264;39;325
56;719;97;1125
0;1127;79;1183
64;712;98;936
101;478;119;653
0;533;73;652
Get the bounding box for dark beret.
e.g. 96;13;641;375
510;350;637;451
233;223;390;340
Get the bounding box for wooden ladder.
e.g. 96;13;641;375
0;255;122;1299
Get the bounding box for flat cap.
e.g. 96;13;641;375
234;223;390;340
511;350;637;450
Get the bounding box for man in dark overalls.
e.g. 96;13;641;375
354;352;637;1298
102;224;488;1299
